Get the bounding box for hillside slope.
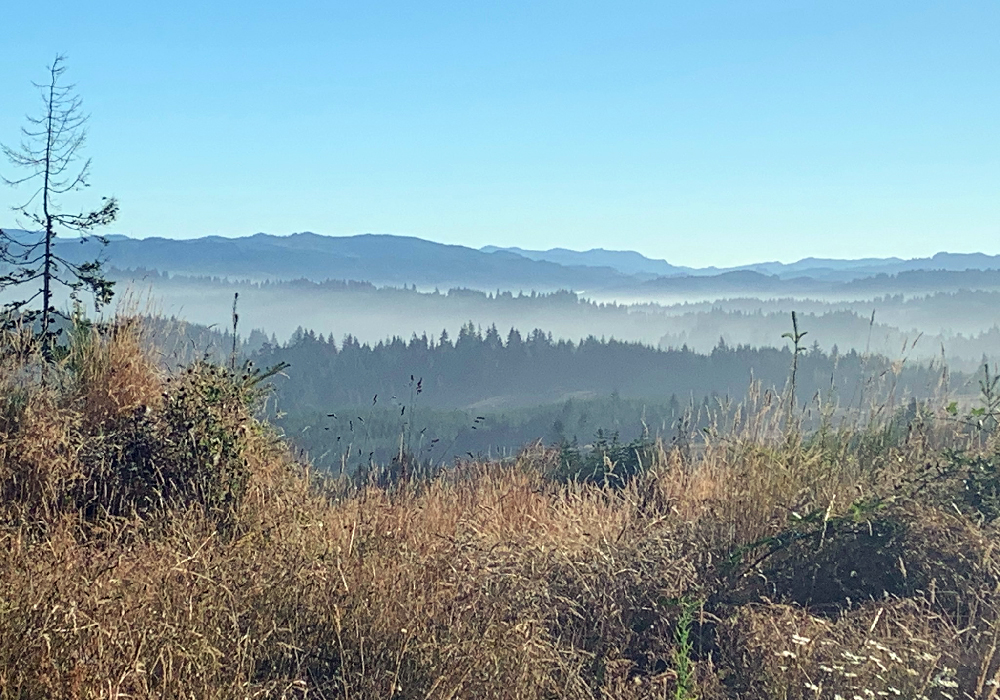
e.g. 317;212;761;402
1;318;998;698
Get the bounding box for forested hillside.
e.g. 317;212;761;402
256;322;945;411
245;321;955;470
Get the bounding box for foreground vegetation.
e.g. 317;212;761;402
2;318;1000;698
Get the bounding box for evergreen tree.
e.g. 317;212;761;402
0;55;117;351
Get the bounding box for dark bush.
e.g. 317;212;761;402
551;430;657;488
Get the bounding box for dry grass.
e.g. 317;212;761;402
1;317;999;698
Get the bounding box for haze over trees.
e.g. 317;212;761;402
80;266;1000;371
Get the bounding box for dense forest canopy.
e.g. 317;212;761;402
253;321;947;412
140;313;962;471
238;320;957;471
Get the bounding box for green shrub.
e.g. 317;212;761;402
931;450;1000;523
552;430;657;488
85;361;259;520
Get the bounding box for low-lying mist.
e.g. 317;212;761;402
99;269;1000;371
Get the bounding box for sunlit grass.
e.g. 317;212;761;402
1;316;998;698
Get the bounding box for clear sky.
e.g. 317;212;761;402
2;1;997;267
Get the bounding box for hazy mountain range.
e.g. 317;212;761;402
5;227;1000;296
483;245;1000;282
7;227;1000;371
2;229;628;290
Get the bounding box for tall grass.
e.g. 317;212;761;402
1;316;998;698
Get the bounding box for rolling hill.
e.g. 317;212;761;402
6;227;1000;297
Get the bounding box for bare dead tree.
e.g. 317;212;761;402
0;54;118;354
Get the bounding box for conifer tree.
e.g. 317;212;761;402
0;55;118;352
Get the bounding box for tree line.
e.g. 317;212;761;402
240;320;956;472
253;320;948;414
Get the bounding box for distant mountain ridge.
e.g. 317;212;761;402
5;227;1000;294
483;245;1000;281
0;229;633;291
479;245;694;278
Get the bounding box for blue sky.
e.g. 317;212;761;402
1;1;997;267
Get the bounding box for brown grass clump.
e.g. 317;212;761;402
1;317;999;698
